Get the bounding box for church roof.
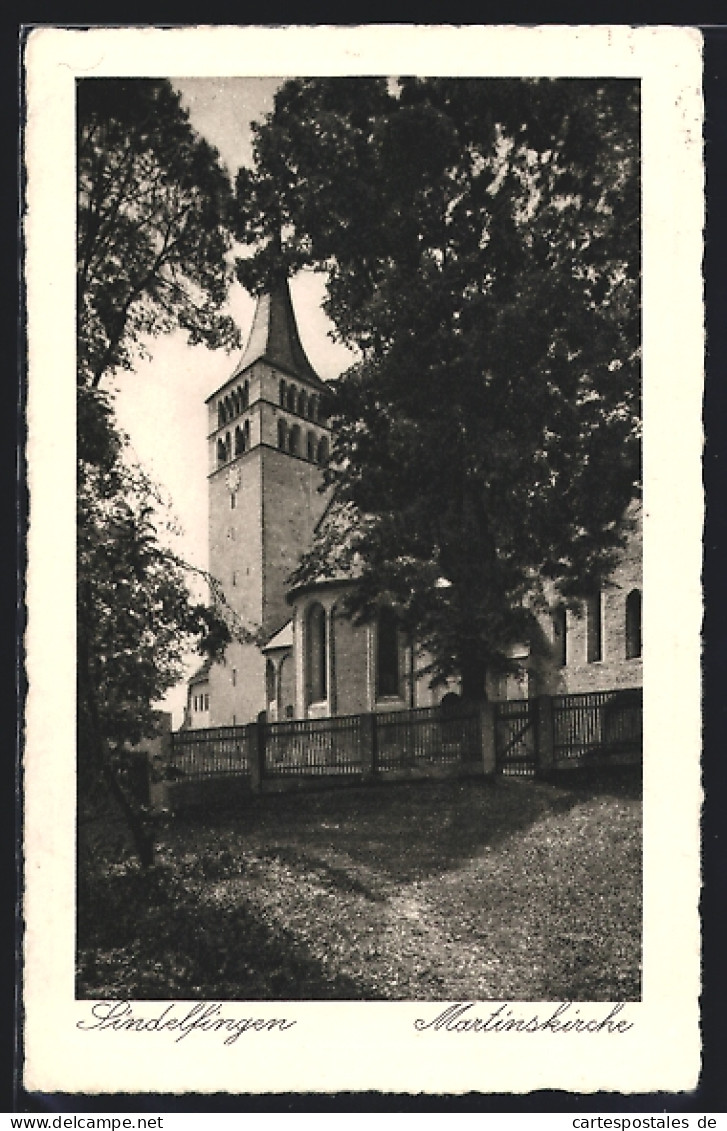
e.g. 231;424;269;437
262;620;294;652
231;278;327;390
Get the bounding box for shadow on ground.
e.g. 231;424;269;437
76;865;368;1001
171;765;641;887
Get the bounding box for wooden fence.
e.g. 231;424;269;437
160;689;641;807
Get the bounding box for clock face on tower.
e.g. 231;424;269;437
226;466;241;494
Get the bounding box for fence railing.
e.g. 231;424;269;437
163;689;641;800
375;705;481;769
169;724;252;781
166;704;483;789
552;688;642;768
266;713;363;776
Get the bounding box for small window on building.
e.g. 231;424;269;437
307;431;316;461
279;378;287;406
289;424;301;456
244;419;250;450
218;403;226;427
242;380;250;409
376;606;401;698
625;589;642;659
277;418;288;450
308;395;317;421
232;668;237;687
235;426;244;456
586;591;602;663
217;438;226;465
552;606;567;667
317;436;329;464
298;390;307;417
286;385;297;412
266;658;276;707
232;570;237;587
306;603;327;703
230;493;236;510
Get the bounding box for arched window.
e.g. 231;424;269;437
376;606;401;698
266;659;277;708
625;589;642;659
279;378;287;406
306;603;327;703
231;390;239;417
552;606;567;667
308;395;317;421
289;424;300;456
317;436;329;464
234;425;244;456
298;390;308;417
586;591;602;663
307;431;316;461
286;385;297;412
218;402;226;428
277;418;288;450
242;380;250;409
217;437;226;465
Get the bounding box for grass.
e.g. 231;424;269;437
77;767;641;1001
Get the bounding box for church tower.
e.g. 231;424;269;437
203;277;332;726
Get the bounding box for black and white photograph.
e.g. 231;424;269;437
23;25;703;1097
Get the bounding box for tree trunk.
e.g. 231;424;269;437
459;649;488;703
77;610;156;869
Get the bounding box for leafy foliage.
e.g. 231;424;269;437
235;78;641;696
76;80;242;865
77;398;234;867
77;79;239;386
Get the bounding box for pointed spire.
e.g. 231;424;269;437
234;268;326;389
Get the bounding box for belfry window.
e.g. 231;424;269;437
234;426;244;456
277;418;288;450
286;385;297;412
376;607;401;698
289;424;301;456
279;379;287;406
625;589;642;659
306;603;327;703
298;390;308;417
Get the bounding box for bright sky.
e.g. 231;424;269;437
110;77;356;720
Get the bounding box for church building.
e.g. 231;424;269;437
185;281;642;730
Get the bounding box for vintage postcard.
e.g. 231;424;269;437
23;25;703;1096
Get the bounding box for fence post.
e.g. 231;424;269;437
249;710;267;792
360;712;377;780
479;701;496;776
536;695;555;778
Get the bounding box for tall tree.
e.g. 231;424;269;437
234;77;641;697
77;78;239;389
77;409;231;868
76;79;240;865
